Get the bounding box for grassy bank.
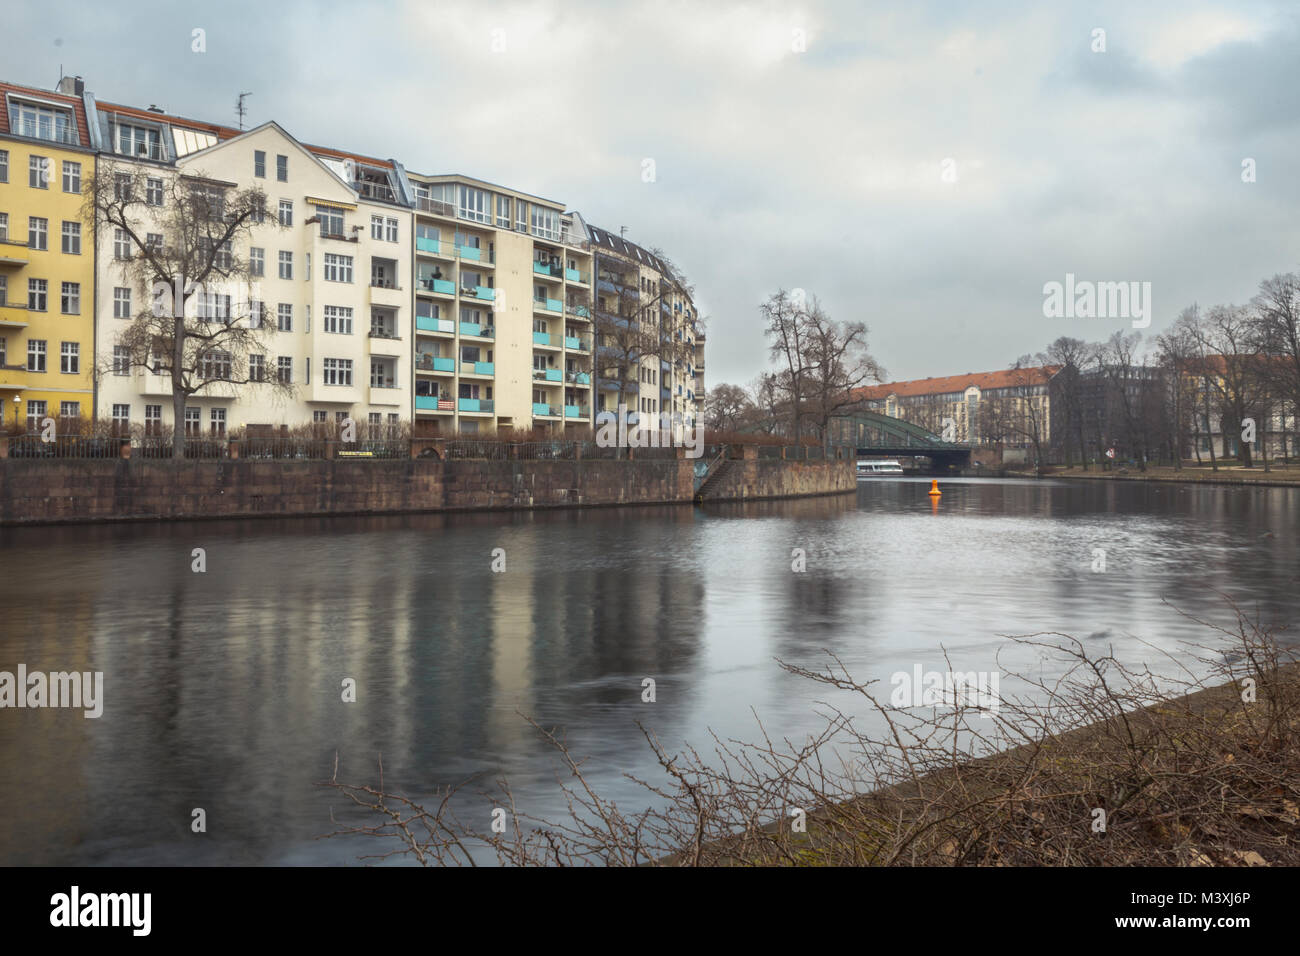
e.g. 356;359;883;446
1049;464;1300;487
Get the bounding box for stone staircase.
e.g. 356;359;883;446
694;458;735;501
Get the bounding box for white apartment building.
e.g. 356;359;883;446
93;111;412;435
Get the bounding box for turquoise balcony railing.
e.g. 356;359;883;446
566;371;591;385
471;286;495;300
416;315;454;333
533;331;560;347
532;297;563;312
416;236;444;254
533;262;561;277
564;405;587;418
564;267;588;283
418;278;453;295
531;367;562;382
460;321;486;337
459;245;483;261
533;403;560;417
458;398;494;413
564;336;580;350
566;304;591;318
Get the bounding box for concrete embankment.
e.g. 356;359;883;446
0;443;855;526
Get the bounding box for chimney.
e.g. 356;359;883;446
56;75;85;96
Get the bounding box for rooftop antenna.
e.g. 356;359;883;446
620;226;627;238
236;92;253;131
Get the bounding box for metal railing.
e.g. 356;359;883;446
415;197;456;216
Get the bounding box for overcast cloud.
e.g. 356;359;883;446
7;0;1299;386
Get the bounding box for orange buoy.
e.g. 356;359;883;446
928;479;941;497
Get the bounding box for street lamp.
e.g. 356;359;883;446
12;394;20;430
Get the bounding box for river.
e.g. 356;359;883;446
1;476;1296;864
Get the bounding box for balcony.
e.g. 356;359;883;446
564;405;589;419
533;296;563;313
415;196;457;217
415;395;454;412
0;239;30;267
0;303;30;329
460;322;494;338
564;267;589;284
0;363;28;389
416;236;450;257
565;304;591;320
533;368;563;383
565;371;591;386
532;331;561;348
415;355;456;373
462;285;495;301
533;403;561;418
368;331;403;356
458;244;492;264
369;281;405;309
417;277;456;296
369;383;402;406
416;315;455;334
533;261;562;279
354;179;396;203
458;398;495;414
461;361;494;376
565;335;591;351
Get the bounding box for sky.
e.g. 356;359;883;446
6;0;1299;388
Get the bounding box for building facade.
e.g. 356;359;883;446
0;74;704;436
0;80;96;432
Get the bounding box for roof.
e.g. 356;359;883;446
854;366;1061;401
0;79;93;148
587;223;671;274
95;99;241;140
305;143;393;170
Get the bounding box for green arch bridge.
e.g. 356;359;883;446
827;410;971;469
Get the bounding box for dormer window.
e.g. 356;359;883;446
7;99;78;145
114;122;164;160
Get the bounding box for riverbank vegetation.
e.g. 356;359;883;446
321;598;1299;866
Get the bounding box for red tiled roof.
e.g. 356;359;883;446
854;366;1061;401
0;79;93;149
305;143;393;170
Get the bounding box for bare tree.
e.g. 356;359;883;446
703;383;753;434
1042;336;1092;469
1252;272;1300;462
87;160;286;457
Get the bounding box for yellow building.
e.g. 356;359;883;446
0;80;96;431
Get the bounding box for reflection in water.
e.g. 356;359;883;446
0;478;1296;864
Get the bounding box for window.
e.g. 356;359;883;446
113;228;131;260
28;217;48;250
28;279;47;311
197;293;232;322
12;101;75;143
249;247;264;276
317;206;344;237
458;185;490;223
496;195;511;228
323;254;353;283
250;201;265;224
278;200;293;226
27;339;47;372
29;155;49;188
254;150;266;178
60;282;80;314
322;357;352;385
371;215;384;240
115;123;162;159
62;160;80;193
61;221;80;254
322;305;353;334
198;350;232;380
531;206;561;241
370;361;394;388
184;407;201;436
146;177;164;206
26;400;47;432
249;354;265;382
145;405;162;435
113;346;130;375
113;287;132;318
276;155;287;181
276;356;292;384
516;201;528;233
111;404;130;432
210;408;227;436
249;300;265;328
313;410;327;423
277;303;292;332
0;149;6;182
61;341;79;373
385;217;398;242
113;171;133;201
0;213;6;241
278;251;293;279
0;276;5;307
